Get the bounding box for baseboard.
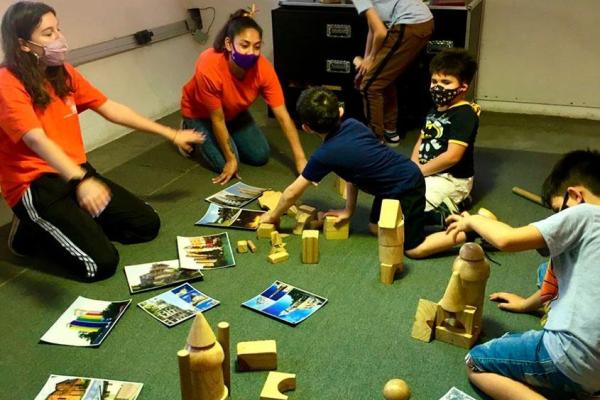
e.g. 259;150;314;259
476;100;600;121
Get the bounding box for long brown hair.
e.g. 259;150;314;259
213;9;262;53
1;1;72;109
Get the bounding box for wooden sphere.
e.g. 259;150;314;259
383;379;411;400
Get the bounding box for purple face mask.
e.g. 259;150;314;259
28;35;68;66
230;44;259;70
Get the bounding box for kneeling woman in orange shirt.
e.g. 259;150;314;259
0;2;203;281
180;8;307;185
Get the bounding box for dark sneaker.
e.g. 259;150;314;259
383;131;400;147
8;215;29;257
457;194;473;212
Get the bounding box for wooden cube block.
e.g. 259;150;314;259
323;216;349;240
257;223;275;239
302;230;319;264
267;251;289;264
237;340;277;371
237;240;249;253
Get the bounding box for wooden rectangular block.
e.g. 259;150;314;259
378;221;404;246
247;240;257;253
323;216;349;240
237;240;248;253
258;191;282;211
302;230;319;264
270;231;283;247
435;325;476;349
298;204;317;219
237;340;277;371
287;204;299;218
257;223;275;239
378;199;403;229
293;213;310;235
335;176;347;199
378;244;403;265
411;299;439;342
267;251;289;264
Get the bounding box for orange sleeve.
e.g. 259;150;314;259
65;64;107;112
258;58;285;109
194;64;223;112
0;71;43;143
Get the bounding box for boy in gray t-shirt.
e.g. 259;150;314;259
445;150;600;399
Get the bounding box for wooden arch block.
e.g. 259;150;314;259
260;372;296;400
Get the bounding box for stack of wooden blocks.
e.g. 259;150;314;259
267;231;289;264
377;199;404;285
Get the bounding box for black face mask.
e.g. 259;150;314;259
430;85;463;107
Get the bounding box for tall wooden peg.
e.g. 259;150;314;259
217;322;231;394
178;313;228;400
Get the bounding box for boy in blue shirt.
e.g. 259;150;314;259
260;87;469;257
446;150;600;399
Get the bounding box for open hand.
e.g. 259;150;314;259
322;209;352;226
489;292;528;313
212;159;240;185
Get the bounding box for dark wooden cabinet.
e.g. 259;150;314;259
272;0;484;129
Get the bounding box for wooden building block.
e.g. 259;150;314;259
378;199;403;229
237;240;248;253
287;205;299;218
298;204;317;219
258;191;282;211
378;244;403;265
434;325;476;349
247;240;257;253
323;216;349;240
260;372;296;400
270;231;283;247
293;213;310;235
236;340;277;371
267;251;289;264
335;176;347;199
411;299;439;342
217;322;231;393
380;263;402;285
257;223;275;239
302;230;319;264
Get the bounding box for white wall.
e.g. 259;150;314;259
476;0;600;120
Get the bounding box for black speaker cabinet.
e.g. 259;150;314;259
272;0;483;130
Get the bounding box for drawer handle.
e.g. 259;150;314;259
326;24;352;39
326;59;351;74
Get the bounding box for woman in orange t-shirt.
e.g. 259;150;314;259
0;2;203;281
180;9;307;185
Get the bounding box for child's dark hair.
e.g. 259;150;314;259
541;149;600;207
429;48;478;85
296;87;340;134
213;9;262;52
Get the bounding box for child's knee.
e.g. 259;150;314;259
86;248;119;282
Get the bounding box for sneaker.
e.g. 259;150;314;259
8;215;28;257
383;131;401;147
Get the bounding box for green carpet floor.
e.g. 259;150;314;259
0;126;562;399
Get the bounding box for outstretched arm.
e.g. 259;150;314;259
271;104;307;174
446;212;547;252
260;175;312;224
94;100;204;153
489;290;543;313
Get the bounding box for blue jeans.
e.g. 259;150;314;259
182;111;270;172
467;330;587;398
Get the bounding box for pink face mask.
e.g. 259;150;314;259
28;35;68;66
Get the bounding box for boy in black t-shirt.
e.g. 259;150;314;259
260;87;475;258
410;49;479;213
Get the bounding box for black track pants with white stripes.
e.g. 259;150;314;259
12;164;160;281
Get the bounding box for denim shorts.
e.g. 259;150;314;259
466;330;587;398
